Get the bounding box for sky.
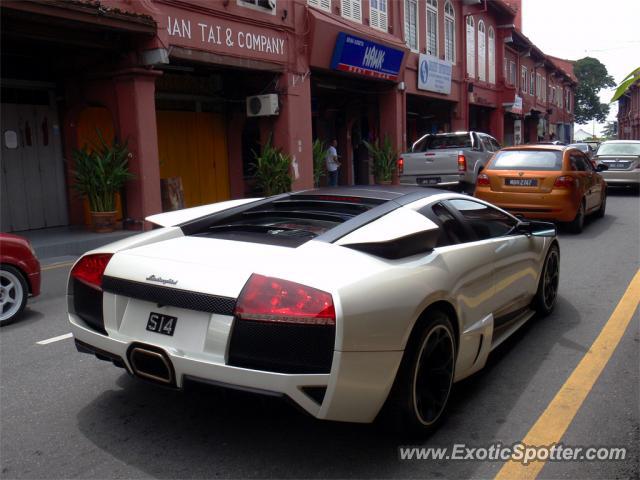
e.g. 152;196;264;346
522;0;640;136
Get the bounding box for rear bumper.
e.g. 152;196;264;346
475;188;579;222
69;313;402;423
400;173;466;187
601;170;640;185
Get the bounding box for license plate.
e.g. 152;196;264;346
417;177;441;185
146;312;178;336
506;178;538;187
607;162;628;169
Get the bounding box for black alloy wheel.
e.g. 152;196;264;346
412;324;455;426
533;244;560;316
383;309;456;435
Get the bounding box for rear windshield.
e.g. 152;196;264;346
412;133;471;152
597;143;640;156
193;195;383;247
489;150;563;171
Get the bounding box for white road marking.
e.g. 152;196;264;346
36;333;73;345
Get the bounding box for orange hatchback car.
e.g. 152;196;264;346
475;145;608;233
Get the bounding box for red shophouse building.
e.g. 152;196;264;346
0;0;576;233
618;79;640;140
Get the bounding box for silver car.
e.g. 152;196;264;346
594;140;640;186
400;132;500;191
568;142;596;160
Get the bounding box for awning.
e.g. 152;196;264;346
2;0;156;35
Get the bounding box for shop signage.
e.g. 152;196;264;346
418;54;452;94
330;33;404;81
166;14;287;62
514;119;522;145
512;95;523;115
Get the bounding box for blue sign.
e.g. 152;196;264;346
330;32;404;81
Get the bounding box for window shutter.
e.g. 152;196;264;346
341;0;352;19
378;0;388;31
342;0;361;22
370;0;379;29
309;0;331;11
352;0;362;21
488;28;495;84
466;18;475;78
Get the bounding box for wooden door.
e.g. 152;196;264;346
1;102;68;231
156;111;229;208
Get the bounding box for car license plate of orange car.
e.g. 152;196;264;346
505;178;537;187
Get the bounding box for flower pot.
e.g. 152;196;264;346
375;179;393;185
90;211;117;233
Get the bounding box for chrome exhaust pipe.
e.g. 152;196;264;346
129;347;173;385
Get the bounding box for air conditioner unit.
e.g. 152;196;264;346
246;94;279;117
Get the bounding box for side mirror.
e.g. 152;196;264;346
515;220;533;236
530;220;557;237
596;163;609;172
515;220;556;237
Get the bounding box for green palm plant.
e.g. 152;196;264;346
72;130;134;212
252;136;292;196
363;135;398;183
312;139;328;187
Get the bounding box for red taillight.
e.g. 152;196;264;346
71;253;113;291
234;274;335;325
458;153;467;172
398;157;404;174
554;175;576;188
476;173;490;186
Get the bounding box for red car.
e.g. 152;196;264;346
0;233;41;325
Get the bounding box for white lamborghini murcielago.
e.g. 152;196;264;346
68;186;560;433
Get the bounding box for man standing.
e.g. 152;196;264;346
325;139;340;187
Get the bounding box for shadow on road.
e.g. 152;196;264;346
75;297;582;479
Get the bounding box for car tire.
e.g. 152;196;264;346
595;192;606;218
532;244;560;316
383;309;456;436
0;265;29;326
567;200;585;233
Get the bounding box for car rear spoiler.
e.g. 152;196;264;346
145;198;262;227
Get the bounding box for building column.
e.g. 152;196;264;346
490;107;505;144
227;111;245;199
379;87;405;184
113;68;162;229
272;71;314;191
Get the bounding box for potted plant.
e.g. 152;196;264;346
364;135;398;184
73;131;134;232
252;136;292;196
312;139;328;187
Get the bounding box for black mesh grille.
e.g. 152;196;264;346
228;319;335;374
73;279;106;335
102;276;236;315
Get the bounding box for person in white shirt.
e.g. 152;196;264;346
325;139;340;187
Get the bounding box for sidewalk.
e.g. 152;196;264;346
20;226;137;260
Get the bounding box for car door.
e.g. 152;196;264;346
570;152;596;210
444;198;542;327
418;201;497;327
580;152;603;211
